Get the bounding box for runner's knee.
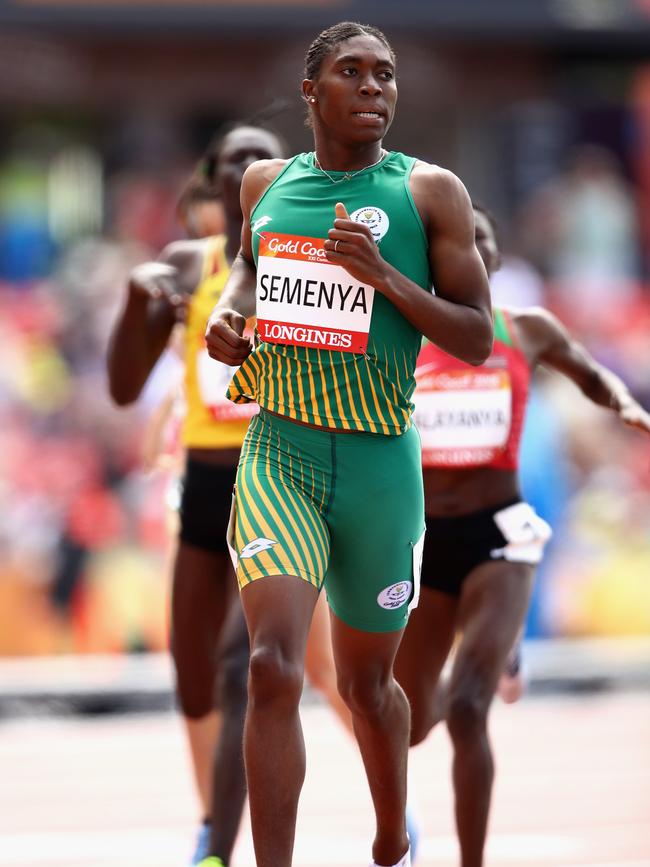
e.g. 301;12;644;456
248;644;304;709
338;669;392;719
446;690;489;742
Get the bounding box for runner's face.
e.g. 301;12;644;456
308;35;397;143
474;210;500;277
218;127;283;215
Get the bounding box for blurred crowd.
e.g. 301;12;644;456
0;143;188;655
1;130;649;657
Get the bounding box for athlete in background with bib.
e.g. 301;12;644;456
108;124;284;866
205;22;492;867
395;203;650;867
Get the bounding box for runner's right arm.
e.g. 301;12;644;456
205;159;286;366
516;306;650;434
107;242;203;405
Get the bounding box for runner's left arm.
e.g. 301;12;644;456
520;306;650;434
324;166;493;366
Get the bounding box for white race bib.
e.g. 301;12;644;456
414;366;512;467
196;349;257;422
256;233;375;353
491;502;552;564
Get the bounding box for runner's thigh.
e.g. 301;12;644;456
325;425;425;634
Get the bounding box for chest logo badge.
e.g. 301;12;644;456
350;206;390;243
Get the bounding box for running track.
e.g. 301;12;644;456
1;693;648;867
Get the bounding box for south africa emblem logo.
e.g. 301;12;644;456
350;206;390;243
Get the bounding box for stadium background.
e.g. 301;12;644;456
0;0;649;654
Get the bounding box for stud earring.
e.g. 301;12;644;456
309;97;316;104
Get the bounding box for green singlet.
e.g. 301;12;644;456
227;151;430;631
228;151;431;435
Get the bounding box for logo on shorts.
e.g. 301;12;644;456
240;537;278;559
377;580;412;610
350;206;390;243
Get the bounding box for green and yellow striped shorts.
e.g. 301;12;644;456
230;410;425;633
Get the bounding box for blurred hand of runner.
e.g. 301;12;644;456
129;262;188;322
205;309;252;366
325;202;389;288
619;399;650;434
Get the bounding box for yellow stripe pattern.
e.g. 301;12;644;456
227;338;418;436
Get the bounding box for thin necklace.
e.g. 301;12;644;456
313;149;386;183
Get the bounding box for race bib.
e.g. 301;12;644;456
414;366;512;467
196;349;257;422
491;502;552;564
256;233;375;353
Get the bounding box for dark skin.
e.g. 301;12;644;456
204;34;492;867
206;35;493;370
422;212;650;518
395;209;650;867
107;126;284;865
108;123;284;466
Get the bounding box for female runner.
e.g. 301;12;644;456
396;203;650;867
205;21;492;867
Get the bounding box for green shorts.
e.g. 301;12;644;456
230;410;425;633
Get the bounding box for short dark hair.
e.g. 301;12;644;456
304;21;395;79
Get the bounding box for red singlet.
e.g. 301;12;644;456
413;308;530;470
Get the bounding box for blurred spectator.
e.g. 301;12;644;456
0;110;649;657
490;254;547;308
0;152;55;281
541;380;650;636
520;144;641;313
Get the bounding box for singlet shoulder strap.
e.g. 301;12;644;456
250;154;303;219
493;307;517;348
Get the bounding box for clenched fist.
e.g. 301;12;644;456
128;262;187;321
205;308;252;366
